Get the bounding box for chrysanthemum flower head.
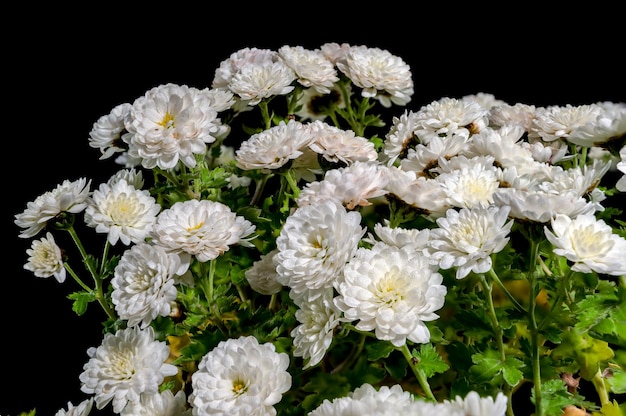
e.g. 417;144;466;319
120;389;191;416
54;398;94;416
24;231;66;283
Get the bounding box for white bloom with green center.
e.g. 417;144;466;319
112;243;190;328
126;83;229;170
274;199;365;299
24;231;66;283
120;389;191;416
334;242;446;347
545;213;626;276
84;179;161;246
428;205;513;280
79;326;178;414
336;45;414;108
15;177;92;239
443;391;508;416
189;335;291;416
291;288;345;369
151;199;256;263
54;398;94;416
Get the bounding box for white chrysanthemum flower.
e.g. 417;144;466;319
462;92;507;110
278;45;339;94
24;231;66;283
383;166;452;217
334;242;446;346
15;177;92;239
366;222;431;251
616;145;626;192
84;179;161;246
488;102;537;130
79;326;178;414
319;42;351;65
125;83;228;170
307;120;378;165
88;102;132;160
563;102;626;147
294;83;348;122
528;104;604;142
107;168;145;189
413;97;489;144
492;187;596;223
291;288;345;369
427;206;514;280
381;109;420;166
120;389;191;416
189;335;291;416
399;135;469;176
212;47;278;90
274;199;365;299
112;243;191;328
544;213;626;276
228;59;296;106
296;161;388;209
151;199;256;263
55;398;94;416
444;391;508;416
434;156;501;209
235;119;315;171
205;88;237;112
244;249;283;295
336;45;414;108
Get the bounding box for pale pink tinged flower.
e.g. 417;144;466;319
307;120;378;165
244;249;283;295
15;177;92;238
427;205;513;280
296;161;388;209
278;45;339;94
151;199;256;263
235;119;315;171
112;243;191;328
616;145;626;192
24;231;66;283
126;83;228;170
336;45;414;108
413;97;490;144
228;59;296;106
488;102;537;131
88;102;132;160
79;326;178;414
189;335;291;416
565;102;626;147
274;199;365;299
120;389;191;416
443;391;508;416
54;398;94;416
399;135;469;176
211;47;278;90
544;213;626;276
291;288;345;369
334;242;446;347
380;109;420;166
319;42;352;65
528;104;604;142
84;179;161;246
205;87;237;112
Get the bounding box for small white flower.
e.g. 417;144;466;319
212;47;278;90
488;102;537;131
294;83;348;122
228;59;296;106
529;104;603;142
291;288;345;369
381;109;420;166
54;398;94;416
443;391;508;416
275;199;365;299
428;205;513;279
434;156;501;209
112;243;191;328
107;168;145;189
126;83;228;170
366;222;431;251
616;145;626;192
84;179;161;246
334;242;446;347
278;45;339;94
336;45;414;108
189;335;291;416
79;326;178;414
88;102;132;160
235;119;315;171
244;249;283;295
151;199;256;263
24;232;66;283
15;177;92;239
413;97;489;144
307;120;378;165
544;213;626;276
120;389;191;416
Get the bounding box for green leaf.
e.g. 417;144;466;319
414;343;449;378
501;356;524;386
365;340;395;361
67;290;96;316
471;349;503;382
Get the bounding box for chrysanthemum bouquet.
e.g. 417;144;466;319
14;43;626;416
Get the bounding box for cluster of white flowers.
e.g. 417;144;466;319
14;42;626;416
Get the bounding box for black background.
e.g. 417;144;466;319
5;5;624;415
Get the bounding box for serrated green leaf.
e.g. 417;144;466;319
365;340;395;361
502;356;524;386
414;343;449;378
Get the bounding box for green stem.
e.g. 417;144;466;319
488;267;526;314
591;369;610;406
479;273;514;416
527;238;544;416
399;344;437;401
201;259;227;335
331;332;366;374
